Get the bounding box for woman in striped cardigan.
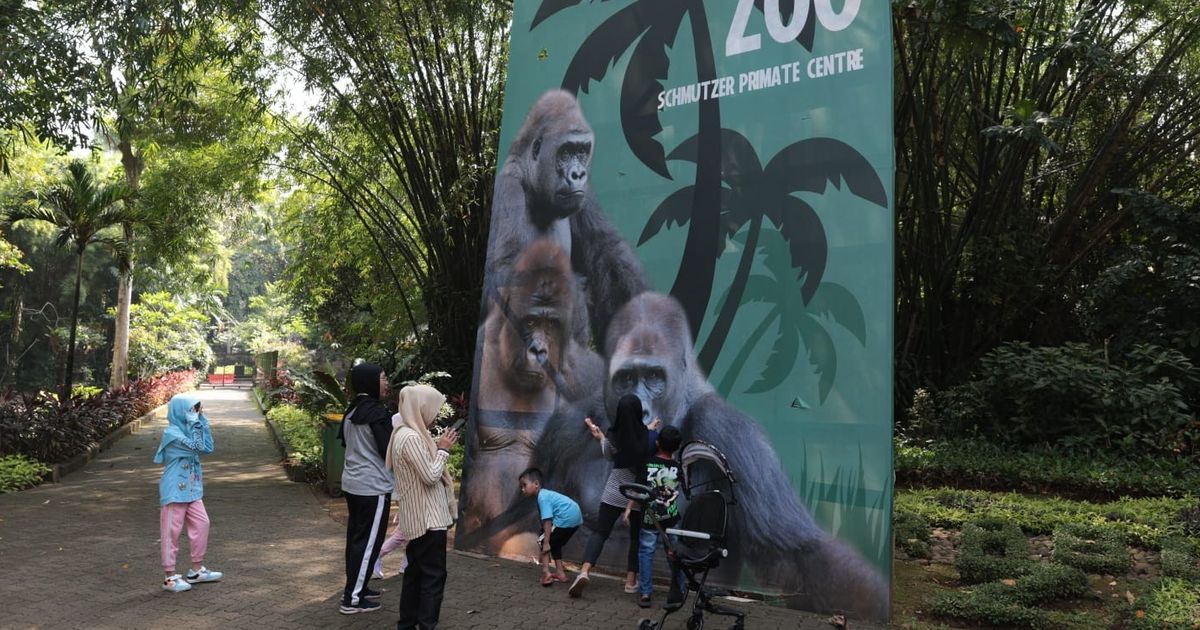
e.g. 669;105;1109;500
386;384;458;630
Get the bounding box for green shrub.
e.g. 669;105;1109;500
1052;523;1129;575
895;511;932;559
447;441;464;480
931;342;1196;457
1130;578;1200;630
956;518;1032;583
896;488;1190;548
70;385;103;400
1162;537;1200;582
896;436;1200;499
0;454;50;493
931;563;1088;629
266;404;323;475
931;591;1053;629
1179;502;1200;537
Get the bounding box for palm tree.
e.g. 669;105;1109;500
712;228;866;403
533;0;821;336
641;129;887;374
2;160;141;400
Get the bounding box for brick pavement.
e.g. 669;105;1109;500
0;389;885;629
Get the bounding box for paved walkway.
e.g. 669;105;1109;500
0;390;878;629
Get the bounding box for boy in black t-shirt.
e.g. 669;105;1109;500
636;425;686;608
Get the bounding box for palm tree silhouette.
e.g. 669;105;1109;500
641;129;887;375
712;228;866;403
2;160;144;400
532;0;820;337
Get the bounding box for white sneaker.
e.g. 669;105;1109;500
163;575;192;593
185;566;223;583
372;559;384;579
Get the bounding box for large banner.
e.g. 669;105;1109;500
458;0;893;620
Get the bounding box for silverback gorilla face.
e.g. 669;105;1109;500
518;93;594;222
603;293;698;426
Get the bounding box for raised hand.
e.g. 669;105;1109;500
584;416;603;441
436;429;458;451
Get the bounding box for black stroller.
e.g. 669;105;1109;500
621;440;746;630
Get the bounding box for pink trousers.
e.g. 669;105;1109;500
160;500;210;572
380;525;407;560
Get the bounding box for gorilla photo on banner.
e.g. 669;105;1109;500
458;91;889;621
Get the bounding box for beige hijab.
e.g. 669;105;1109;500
386;384;451;488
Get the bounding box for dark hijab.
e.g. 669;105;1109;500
610;394;649;473
338;363;390;447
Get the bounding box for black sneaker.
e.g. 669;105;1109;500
639;594;652;608
339;599;382;615
361;586;383;601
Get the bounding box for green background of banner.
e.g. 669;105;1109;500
496;1;894;580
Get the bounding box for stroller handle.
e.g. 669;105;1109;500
619;482;653;503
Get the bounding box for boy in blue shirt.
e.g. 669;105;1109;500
519;467;582;587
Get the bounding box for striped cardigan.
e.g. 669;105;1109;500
390;426;456;541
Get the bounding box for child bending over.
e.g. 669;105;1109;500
518;467;582;587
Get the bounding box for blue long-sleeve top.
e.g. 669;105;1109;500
154;394;214;506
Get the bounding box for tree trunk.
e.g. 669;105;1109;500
111;136;142;390
110;259;132;388
65;251;84;402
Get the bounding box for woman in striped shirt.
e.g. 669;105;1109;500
387;384;459;629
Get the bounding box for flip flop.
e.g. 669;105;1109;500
541;573;555;587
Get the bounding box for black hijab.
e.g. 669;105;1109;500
343;362;390;426
610;394;649;473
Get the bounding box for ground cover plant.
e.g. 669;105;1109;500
1053;523;1129;575
896;488;1193;548
955;518;1033;584
1161;537;1200;581
895;511;933;559
896;437;1200;499
1130;578;1200;630
931;562;1089;629
265;404;323;479
0;454;51;493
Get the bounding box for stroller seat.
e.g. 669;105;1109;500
667;490;729;567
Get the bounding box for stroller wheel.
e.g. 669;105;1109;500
686;613;704;630
637;619;656;630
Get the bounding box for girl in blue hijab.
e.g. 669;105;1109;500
154;393;222;593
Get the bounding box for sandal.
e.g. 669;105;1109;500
541;573;555;587
551;573;569;582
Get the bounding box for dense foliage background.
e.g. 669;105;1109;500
1;0;1197;461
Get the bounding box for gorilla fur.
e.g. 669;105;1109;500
461;292;888;621
484;90;647;345
459;239;604;546
605;293;888;619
